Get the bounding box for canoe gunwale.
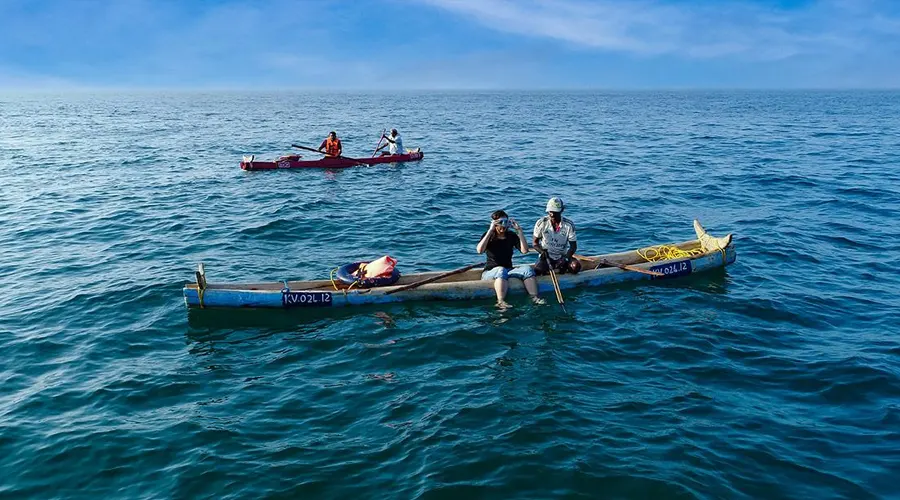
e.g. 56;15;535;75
184;237;708;292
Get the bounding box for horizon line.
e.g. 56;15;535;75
1;86;899;94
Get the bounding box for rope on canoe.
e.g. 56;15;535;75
637;245;704;262
330;268;340;290
637;239;728;264
330;267;360;294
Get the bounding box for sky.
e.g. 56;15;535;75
0;0;898;89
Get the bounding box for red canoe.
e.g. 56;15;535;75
240;150;424;170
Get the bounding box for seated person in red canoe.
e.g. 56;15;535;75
476;209;543;307
375;128;403;156
318;131;342;157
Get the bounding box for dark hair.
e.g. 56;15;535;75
491;210;508;220
329;131;336;137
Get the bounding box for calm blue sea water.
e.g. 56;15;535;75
1;90;899;499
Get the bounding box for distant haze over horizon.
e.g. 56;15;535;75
1;0;899;90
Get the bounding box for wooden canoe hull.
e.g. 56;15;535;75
183;224;736;310
240;151;424;170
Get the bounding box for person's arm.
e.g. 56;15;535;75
318;139;327;153
566;241;577;259
511;219;528;253
376;136;394;153
532;220;548;257
336;141;342;156
566;222;578;258
476;225;496;253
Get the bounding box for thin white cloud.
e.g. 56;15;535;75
413;0;900;60
1;0;897;89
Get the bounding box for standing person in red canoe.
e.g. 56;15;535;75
375;128;404;156
533;197;582;275
318;131;342;157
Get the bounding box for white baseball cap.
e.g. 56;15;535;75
546;197;564;213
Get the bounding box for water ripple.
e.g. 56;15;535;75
1;90;899;498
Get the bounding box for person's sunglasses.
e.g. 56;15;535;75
495;218;509;228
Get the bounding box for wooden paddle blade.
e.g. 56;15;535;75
372;128;386;157
603;260;664;277
292;143;368;166
576;254;664;277
546;266;566;310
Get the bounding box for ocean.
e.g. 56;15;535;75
1;90;898;498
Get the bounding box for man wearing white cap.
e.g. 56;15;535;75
532;197;581;275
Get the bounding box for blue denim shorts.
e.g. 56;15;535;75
481;264;536;281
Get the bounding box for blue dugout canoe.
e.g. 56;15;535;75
183;220;735;310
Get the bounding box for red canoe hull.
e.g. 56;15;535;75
240;151;424;170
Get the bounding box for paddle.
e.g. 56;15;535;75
384;263;481;295
532;247;567;312
544;254;567;313
290;144;368;166
372;128;386;157
576;255;664;277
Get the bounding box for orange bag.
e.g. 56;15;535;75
356;255;397;279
